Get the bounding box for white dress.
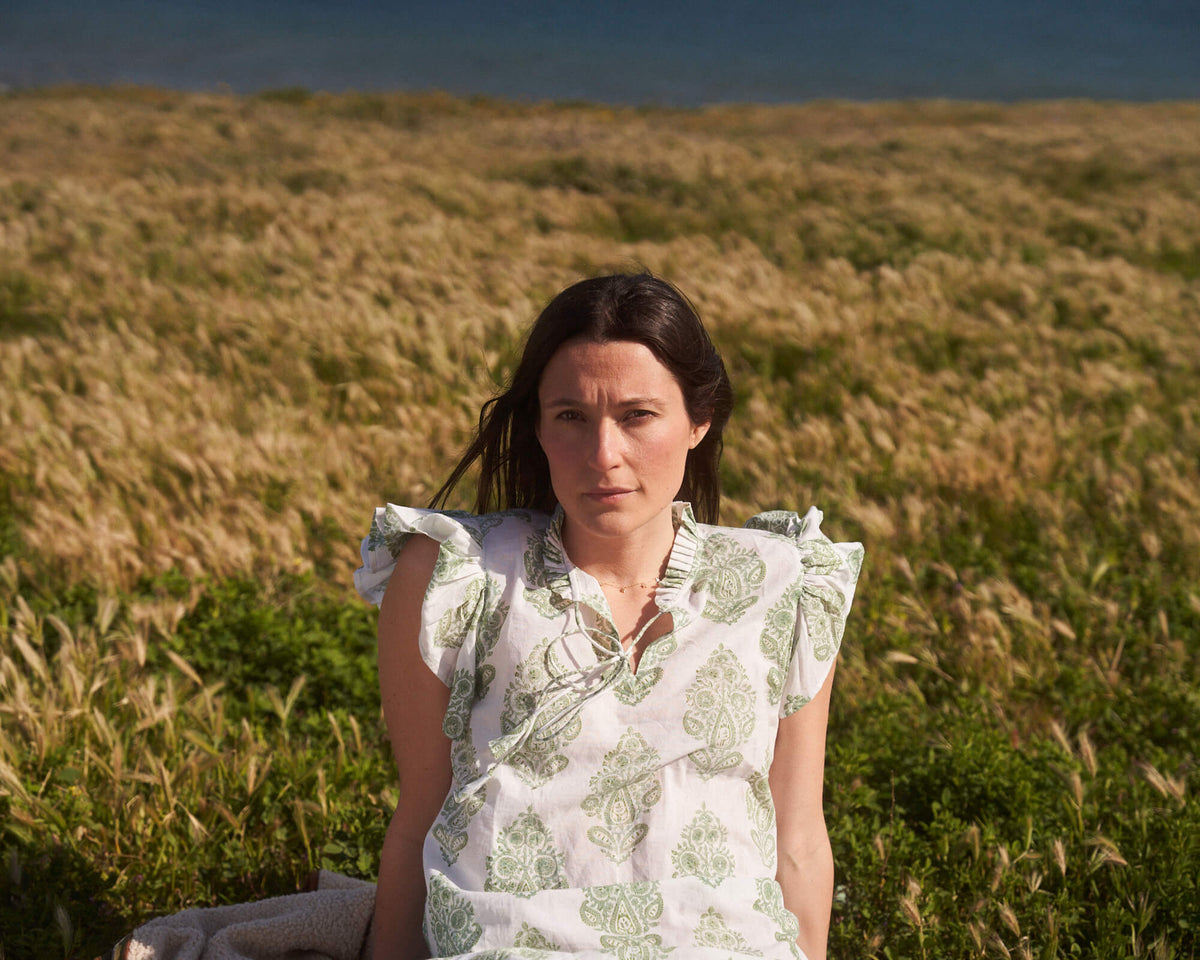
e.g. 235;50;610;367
355;502;863;960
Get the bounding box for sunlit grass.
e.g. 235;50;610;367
1;88;1197;958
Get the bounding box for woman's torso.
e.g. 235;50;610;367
355;502;863;959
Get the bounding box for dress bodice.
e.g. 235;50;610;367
356;502;863;960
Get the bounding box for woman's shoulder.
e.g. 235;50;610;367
354;504;551;606
367;503;549;550
695;505;864;579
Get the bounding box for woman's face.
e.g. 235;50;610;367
537;339;709;549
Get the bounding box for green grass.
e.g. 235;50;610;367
3;567;1195;958
826;696;1198;957
1;88;1198;960
0;571;395;958
0;270;62;339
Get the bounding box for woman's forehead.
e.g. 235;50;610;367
538;339;680;397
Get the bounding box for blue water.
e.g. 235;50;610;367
2;0;1197;104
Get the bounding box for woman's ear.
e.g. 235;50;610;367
689;420;711;449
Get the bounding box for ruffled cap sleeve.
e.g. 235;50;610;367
745;507;864;716
354;504;487;685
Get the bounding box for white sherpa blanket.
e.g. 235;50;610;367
124;871;376;960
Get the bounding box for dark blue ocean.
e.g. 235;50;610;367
2;0;1198;105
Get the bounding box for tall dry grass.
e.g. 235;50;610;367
2;91;1197;595
1;88;1198;957
4;88;1198;710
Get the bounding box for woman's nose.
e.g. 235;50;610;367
587;420;623;469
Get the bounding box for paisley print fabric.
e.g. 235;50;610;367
671;805;735;887
683;644;757;780
485;809;569;897
355;502;863;960
581;729;663;863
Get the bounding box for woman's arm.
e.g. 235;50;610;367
372;535;453;960
769;660;837;960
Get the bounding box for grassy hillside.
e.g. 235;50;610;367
1;87;1197;958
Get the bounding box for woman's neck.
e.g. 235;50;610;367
560;510;677;588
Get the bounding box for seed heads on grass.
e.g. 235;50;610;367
987;931;1012;959
998;903;1020;937
1087;834;1128;869
3;91;1199;958
1077;730;1097;778
1052;839;1067;877
1136;760;1186;805
53;902;73;959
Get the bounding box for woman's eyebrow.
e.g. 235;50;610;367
621;396;663;406
542;395;664;409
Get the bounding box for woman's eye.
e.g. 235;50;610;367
556;410;583;422
626;409;655;422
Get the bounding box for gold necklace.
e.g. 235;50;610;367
593;575;663;594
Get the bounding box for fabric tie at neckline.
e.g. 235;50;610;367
451;601;667;803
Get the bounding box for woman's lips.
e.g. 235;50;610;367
584;488;634;502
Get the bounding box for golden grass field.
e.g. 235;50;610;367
1;88;1198;957
3;90;1198;594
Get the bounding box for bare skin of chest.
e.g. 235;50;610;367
602;587;674;674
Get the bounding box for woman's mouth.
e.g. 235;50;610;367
585;488;634;502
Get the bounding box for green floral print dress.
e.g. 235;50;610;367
355;502;863;960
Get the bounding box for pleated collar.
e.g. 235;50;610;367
541;501;701;613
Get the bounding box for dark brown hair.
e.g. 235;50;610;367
431;273;734;524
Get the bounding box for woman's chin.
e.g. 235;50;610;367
562;497;676;545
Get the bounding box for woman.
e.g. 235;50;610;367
355;273;863;960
